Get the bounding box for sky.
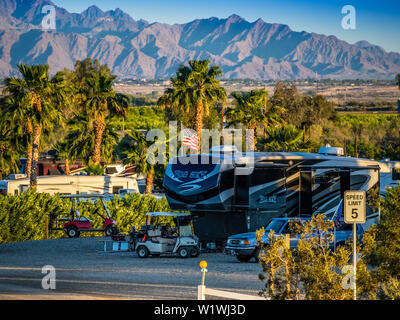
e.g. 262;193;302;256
52;0;400;53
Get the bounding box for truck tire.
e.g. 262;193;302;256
178;246;190;258
236;255;252;263
137;246;150;258
66;226;80;238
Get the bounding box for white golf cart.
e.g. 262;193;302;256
131;212;200;258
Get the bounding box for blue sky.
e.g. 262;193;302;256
52;0;400;53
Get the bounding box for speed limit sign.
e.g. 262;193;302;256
344;190;366;224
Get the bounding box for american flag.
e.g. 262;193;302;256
333;199;344;227
181;124;199;151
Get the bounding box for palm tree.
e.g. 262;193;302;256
3;63;68;188
80;70;127;164
63;113;119;166
226;89;285;150
259;125;310;152
159;60;226;151
349;120;364;158
122;130;157;194
1;95;33;177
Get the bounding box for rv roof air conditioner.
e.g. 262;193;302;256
318;144;344;156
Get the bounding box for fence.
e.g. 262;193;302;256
197;285;265;300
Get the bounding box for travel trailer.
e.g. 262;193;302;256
0;175;139;196
163;146;381;241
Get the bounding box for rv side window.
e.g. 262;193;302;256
20;185;29;193
113;186;123;194
393;168;400;181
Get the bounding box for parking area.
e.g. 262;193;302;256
0;237;263;300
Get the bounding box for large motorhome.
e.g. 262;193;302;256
163;146;381;241
0;175;139;196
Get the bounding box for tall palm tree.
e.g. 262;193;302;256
80;70;127;164
226;89;285;150
1;95;33;177
159;60;226;151
122;130;157;194
63;113;119;166
349;120;364;158
3;63;68;188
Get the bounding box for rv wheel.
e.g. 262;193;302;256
137;246;150;258
190;246;200;257
178;246;190;258
66;226;80;238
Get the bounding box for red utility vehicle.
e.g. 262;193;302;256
59;194;118;238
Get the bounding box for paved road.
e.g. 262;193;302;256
0;237;263;300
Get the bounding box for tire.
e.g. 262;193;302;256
105;225;118;236
254;247;261;263
236;255;252;263
66;226;80;238
136;245;150;258
190;246;200;257
178;246;190;258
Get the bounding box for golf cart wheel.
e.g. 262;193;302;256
66;226;80;238
190;246;200;257
178;246;190;259
136;246;150;258
236;255;252;263
105;225;118;236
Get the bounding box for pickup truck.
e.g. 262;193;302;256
224;217;364;262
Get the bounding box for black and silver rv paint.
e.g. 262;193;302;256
163;151;380;241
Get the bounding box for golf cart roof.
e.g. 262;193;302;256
146;212;191;217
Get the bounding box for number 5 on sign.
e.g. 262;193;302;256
344;191;366;224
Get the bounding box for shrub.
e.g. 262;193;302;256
0;191;171;243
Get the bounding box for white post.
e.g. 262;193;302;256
198;285;205;300
353;223;357;300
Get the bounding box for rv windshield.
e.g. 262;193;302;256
264;219;286;234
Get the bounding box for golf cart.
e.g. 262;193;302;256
131;212;200;258
58;194;118;238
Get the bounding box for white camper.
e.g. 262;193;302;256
379;160;400;195
0;175;139;196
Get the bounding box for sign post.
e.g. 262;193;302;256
344;190;366;300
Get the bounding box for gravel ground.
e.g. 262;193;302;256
0;237;264;300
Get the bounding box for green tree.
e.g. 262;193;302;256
159;60;226;151
79;70;127;164
62;113;119;165
257;215;353;300
361;186;400;299
258;125;310;152
0;127;20;180
3;63;68;188
122;130;165;194
226;89;285;150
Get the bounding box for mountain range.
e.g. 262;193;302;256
0;0;399;79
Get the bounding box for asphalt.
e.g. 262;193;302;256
0;237;263;300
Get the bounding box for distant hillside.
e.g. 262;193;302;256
0;0;399;79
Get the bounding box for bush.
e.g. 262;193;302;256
0;191;171;244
